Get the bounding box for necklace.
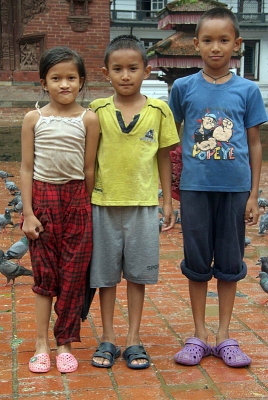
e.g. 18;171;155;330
202;70;231;84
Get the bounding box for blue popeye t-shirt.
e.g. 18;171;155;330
169;70;267;192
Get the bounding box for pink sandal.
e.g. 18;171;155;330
29;353;51;373
56;353;78;373
212;339;251;367
174;337;211;366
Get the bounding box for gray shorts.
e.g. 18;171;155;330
90;205;159;287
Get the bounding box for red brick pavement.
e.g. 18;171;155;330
0;161;267;400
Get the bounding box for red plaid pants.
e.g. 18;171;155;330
29;180;92;346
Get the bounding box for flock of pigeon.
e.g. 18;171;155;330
0;168;267;301
0;170;32;285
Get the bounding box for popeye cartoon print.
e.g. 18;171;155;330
194;113;217;151
193;112;235;160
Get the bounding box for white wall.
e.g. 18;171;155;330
141;79;168;101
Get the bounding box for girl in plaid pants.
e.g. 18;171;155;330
20;46;99;373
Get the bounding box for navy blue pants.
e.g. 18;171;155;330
180;191;249;282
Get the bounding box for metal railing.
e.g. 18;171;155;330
110;9;158;21
236;12;267;22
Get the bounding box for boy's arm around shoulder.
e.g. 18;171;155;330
245;124;263;225
20;110;44;239
84;109;100;196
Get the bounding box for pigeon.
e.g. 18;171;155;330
10;201;23;214
158;206;164;216
258;212;268;234
174;209;181;224
159;217;164;232
4;178;19;193
256;256;268;274
158;189;163;198
0;208;13;233
0;250;33;285
0;170;14;179
245;236;251;246
4;236;29;264
256;271;268;305
8;192;22;207
258;190;268;211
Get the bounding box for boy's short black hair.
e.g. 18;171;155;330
104;35;148;68
195;7;240;38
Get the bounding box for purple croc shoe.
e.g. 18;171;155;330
212;339;251;367
174;337;211;366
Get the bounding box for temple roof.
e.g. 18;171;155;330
158;0;227;15
148;32;198;58
158;0;228;29
148;31;240;69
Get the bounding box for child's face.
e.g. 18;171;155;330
103;48;151;98
40;60;83;105
194;17;242;74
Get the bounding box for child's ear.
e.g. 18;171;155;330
102;67;110;81
144;65;151;80
40;79;47;91
234;37;243;52
193;37;199;51
79;77;85;91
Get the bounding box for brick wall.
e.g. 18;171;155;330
2;0;110;84
0;0;112;125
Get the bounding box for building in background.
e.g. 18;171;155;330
0;0;111;124
228;0;268;109
110;0;268;108
0;0;267;116
110;0;174;100
147;0;241;89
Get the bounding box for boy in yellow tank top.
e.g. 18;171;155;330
86;35;179;369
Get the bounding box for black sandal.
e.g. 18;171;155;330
91;342;121;368
123;345;150;369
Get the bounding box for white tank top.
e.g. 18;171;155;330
33;104;88;184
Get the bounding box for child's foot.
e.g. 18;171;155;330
125;334;149;368
29;339;51;372
56;344;78;373
174;337;211;366
212;339;251;367
92;334;117;367
34;339;50;356
57;343;72;355
92;342;121;368
29;353;51;373
123;345;150;369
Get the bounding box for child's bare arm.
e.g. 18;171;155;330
84;110;100;196
245;124;262;225
157;146;177;231
20;111;44;239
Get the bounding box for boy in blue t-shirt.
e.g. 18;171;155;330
169;7;267;367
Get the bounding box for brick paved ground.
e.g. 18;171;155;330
0;161;267;400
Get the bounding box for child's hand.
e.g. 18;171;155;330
244;196;259;225
161;203;176;231
22;215;44;240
